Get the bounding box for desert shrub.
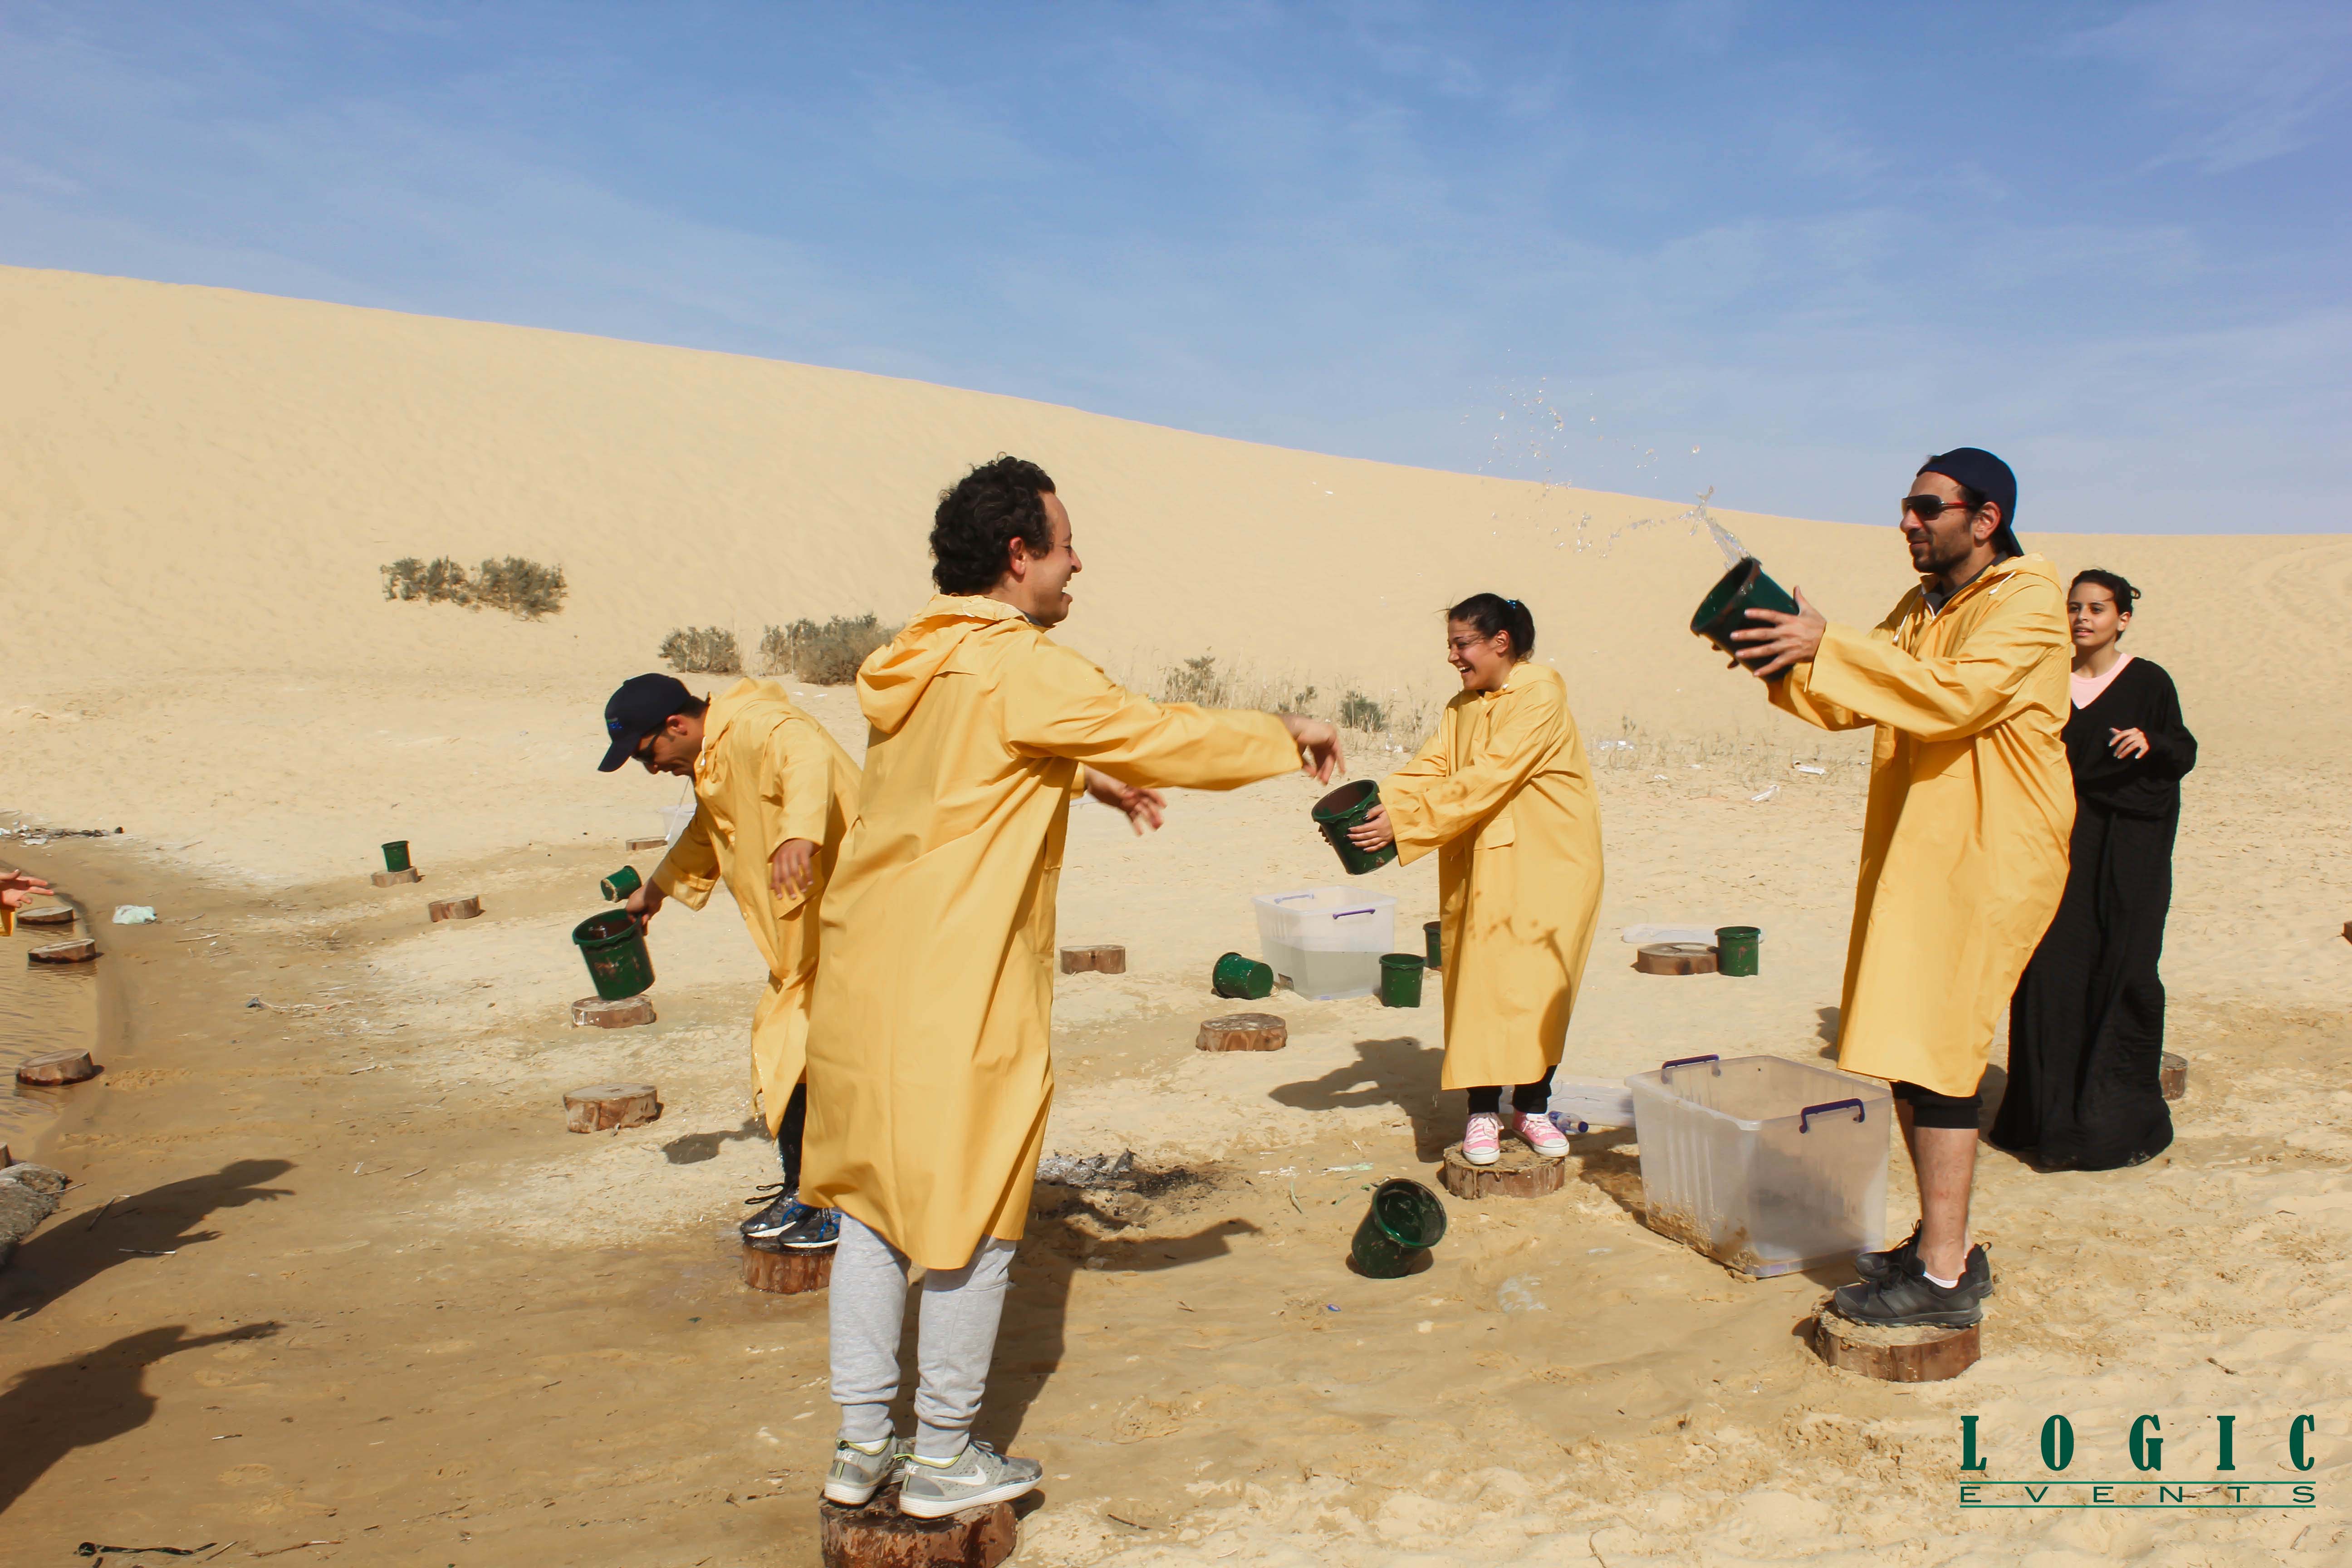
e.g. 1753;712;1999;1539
1338;690;1390;731
756;614;901;685
380;554;567;619
1159;654;1229;706
660;626;741;674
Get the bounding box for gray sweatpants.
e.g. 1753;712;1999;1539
829;1212;1017;1460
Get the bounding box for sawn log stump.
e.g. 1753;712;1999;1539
1058;944;1126;975
16;1049;99;1087
1196;1013;1287;1052
428;894;482;923
16;906;74;927
1809;1309;1980;1382
563;1083;661;1133
572;995;657;1029
742;1241;833;1294
28;938;98;965
2160;1052;2187;1102
1439;1142;1566;1200
1635;941;1717;975
371;867;422;887
626;836;669;852
818;1490;1016;1568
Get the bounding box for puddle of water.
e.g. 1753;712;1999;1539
4;914;100;1152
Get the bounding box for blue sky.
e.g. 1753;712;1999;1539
4;1;2345;534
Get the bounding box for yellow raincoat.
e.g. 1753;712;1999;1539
801;595;1304;1269
1771;554;2074;1096
1382;662;1605;1089
651;679;861;1135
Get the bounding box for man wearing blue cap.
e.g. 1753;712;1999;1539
597;671;862;1251
1734;448;2073;1329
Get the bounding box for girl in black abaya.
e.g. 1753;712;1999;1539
1995;570;2195;1170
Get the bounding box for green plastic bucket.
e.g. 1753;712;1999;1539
1423;919;1443;970
1212;951;1275;1000
573;909;656;1000
381;840;412;873
1350;1178;1448;1278
1716;925;1761;978
1689;558;1799;680
600;865;643;903
1312;780;1397;876
1378;953;1425;1008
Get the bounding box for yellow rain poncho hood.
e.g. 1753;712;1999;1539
801;595;1305;1269
1771;553;2075;1096
650;679;861;1134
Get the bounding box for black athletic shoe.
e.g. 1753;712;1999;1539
740;1183;803;1243
1832;1259;1985;1328
1854;1228;1995;1298
768;1205;839;1251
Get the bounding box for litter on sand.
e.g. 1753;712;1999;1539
112;906;157;924
1793;763;1828;775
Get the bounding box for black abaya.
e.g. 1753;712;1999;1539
1995;657;2195;1170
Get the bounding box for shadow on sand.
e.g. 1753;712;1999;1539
1267;1035;1451;1159
1;1159;294;1321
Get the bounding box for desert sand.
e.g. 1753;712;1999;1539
2;266;2348;1565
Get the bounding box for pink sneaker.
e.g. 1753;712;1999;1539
1514;1110;1569;1158
1461;1113;1502;1166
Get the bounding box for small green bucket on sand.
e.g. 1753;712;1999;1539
1690;558;1800;680
1378;953;1425;1008
1212;951;1275;1000
1313;780;1398;876
1423;919;1443;970
1715;926;1761;978
1350;1178;1449;1278
573;909;656;1001
381;840;412;873
600;865;643;903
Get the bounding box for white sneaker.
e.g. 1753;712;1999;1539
897;1439;1042;1518
1461;1113;1502;1166
1513;1110;1569;1157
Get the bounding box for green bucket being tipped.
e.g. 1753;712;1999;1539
1690;558;1799;680
1313;780;1397;876
1350;1178;1448;1278
600;865;643;903
573;909;655;1001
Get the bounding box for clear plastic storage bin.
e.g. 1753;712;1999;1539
1252;887;1397;1000
1627;1054;1890;1278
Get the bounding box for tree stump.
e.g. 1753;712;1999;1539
17;1049;100;1086
1059;945;1126;975
28;938;98;965
572;995;656;1029
743;1242;833;1294
1439;1143;1566;1199
428;895;482;922
626;836;669;852
1809;1310;1980;1382
563;1083;661;1133
818;1490;1017;1568
17;906;74;927
1635;942;1717;975
1196;1013;1287;1052
2160;1052;2187;1102
372;867;422;887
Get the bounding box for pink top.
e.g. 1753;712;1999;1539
2070;653;2133;710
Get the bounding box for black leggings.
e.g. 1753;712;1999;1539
776;1081;808;1189
1894;1078;1982;1130
1466;1065;1557;1117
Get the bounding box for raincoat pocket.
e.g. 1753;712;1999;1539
1475;808;1517;851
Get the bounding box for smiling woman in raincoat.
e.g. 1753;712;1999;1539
1345;593;1604;1170
799;457;1340;1518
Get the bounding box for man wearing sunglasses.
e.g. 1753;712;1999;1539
1733;448;2072;1330
596;671;862;1252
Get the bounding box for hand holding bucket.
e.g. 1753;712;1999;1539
1690;559;1823;681
1313;780;1397;876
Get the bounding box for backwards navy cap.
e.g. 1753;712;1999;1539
1918;447;2021;558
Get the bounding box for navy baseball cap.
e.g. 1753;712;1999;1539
598;673;695;772
1918;448;2022;557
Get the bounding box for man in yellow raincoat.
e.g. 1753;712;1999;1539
1736;447;2071;1331
597;671;861;1251
800;456;1341;1519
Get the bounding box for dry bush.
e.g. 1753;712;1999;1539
660;626;742;674
380;555;567;618
1146;652;1438;749
756;614;901;685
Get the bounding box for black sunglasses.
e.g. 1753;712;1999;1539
634;731;661;766
1900;494;1981;522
